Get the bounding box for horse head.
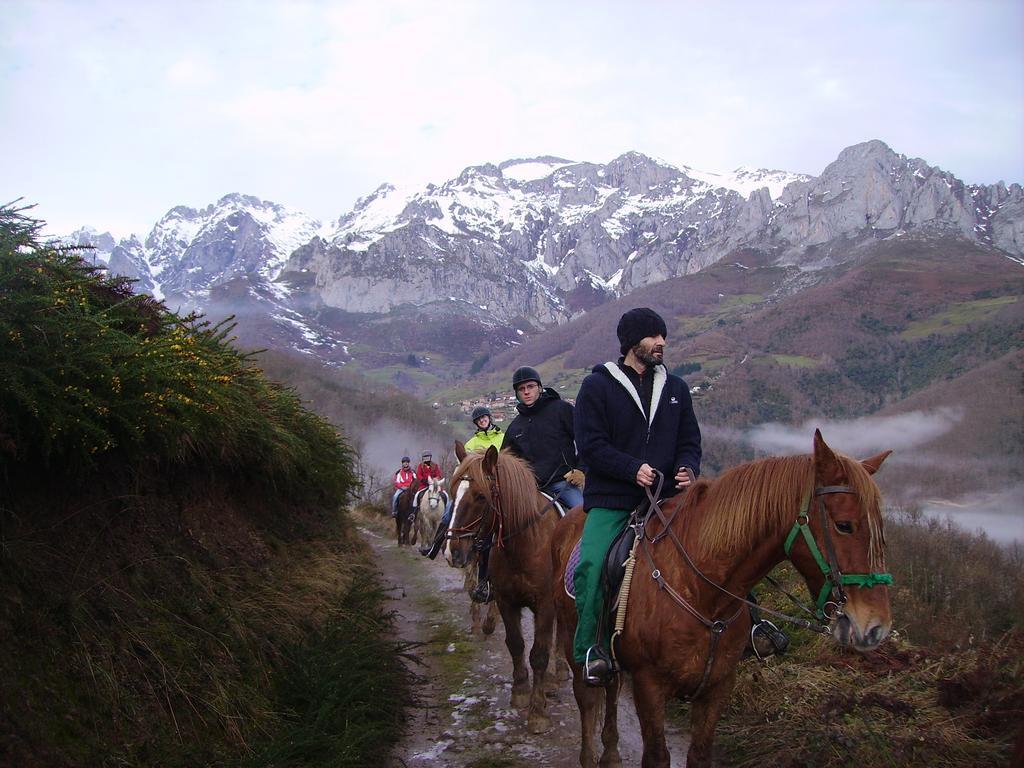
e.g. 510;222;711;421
427;476;443;508
790;429;893;651
447;445;499;568
447;443;541;569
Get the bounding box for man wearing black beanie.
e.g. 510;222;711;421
572;307;702;686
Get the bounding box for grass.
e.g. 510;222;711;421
706;506;1024;767
769;354;821;368
241;572;418;768
717;632;1021;767
900;295;1018;339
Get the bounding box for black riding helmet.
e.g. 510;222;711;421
471;405;492;423
511;366;542;391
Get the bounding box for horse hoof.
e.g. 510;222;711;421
527;714;551;734
510;691;530;709
483;617;497;635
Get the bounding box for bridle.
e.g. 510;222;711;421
784;485;894;620
447;465;555;555
447;472;506;554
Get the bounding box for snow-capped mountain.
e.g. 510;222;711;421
136;193;322;304
62;140;1023;364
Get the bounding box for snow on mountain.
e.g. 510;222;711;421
60;227;117;266
499;156;576;183
65;141;1023;343
684;166;812;200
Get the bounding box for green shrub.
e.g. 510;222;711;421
0;204;357;504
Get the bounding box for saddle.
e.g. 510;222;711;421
563;496;651;608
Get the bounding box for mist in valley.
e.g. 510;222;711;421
350;417;461;499
708;409;1023;546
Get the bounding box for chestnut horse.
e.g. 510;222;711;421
448;442;560;734
394;484;417;546
551;430;894;768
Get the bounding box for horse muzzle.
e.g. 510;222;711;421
831;612;891;651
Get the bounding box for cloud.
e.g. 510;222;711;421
708;408;963;457
919;485;1024;546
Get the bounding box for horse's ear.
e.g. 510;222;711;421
860;450;892;475
483;445;498;474
813;429;842;483
455;440;467;462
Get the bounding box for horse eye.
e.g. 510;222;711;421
835;521;854;535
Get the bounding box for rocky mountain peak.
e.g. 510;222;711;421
67;139;1023;353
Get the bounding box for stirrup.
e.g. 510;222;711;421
469;580;494;604
751;619;789;660
583;644;615;687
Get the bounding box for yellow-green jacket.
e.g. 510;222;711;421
465;424;505;453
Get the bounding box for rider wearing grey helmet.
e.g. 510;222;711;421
465;404;505;453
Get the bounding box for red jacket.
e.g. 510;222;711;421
415;461;442;488
393;467;416;489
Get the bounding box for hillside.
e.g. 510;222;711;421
0;207;409;766
454;234;1022;496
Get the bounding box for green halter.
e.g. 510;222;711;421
783;487;894;618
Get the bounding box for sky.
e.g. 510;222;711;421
2;0;1023;239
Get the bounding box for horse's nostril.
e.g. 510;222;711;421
865;623;888;647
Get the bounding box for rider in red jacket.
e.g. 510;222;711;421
415;451;442;489
391;456;416;517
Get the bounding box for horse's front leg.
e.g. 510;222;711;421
599;676;622;768
498;599;530;708
483;601;499;635
526;600;554;733
570;660;603;768
631;668;671;768
686;668;737;768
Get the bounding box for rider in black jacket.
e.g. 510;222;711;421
503;367;583;509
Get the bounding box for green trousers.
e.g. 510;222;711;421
573;507;630;663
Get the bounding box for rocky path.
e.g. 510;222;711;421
364;526;691;767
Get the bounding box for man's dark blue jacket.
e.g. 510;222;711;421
574;361;701;512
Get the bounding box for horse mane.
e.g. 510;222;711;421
453;449;541;531
693;453;885;568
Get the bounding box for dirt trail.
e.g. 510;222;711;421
364;526;691;767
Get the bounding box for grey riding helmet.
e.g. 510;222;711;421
471;405;492;424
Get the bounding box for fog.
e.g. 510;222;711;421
711;408;963;457
708;408;1022;547
920;486;1024;546
351;417;459;498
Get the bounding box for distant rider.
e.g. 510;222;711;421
391;456;416;518
414;450;443;507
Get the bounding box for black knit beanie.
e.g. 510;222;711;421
617;307;668;356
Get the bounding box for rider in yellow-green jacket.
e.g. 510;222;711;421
464;405;505;453
420;405;504;559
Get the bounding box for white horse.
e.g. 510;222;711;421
415;476;446;549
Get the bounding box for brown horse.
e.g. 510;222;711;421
394;484;417;546
448;441;560;733
551;430;894;768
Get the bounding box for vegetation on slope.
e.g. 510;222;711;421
716;505;1024;766
0;205;410;766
